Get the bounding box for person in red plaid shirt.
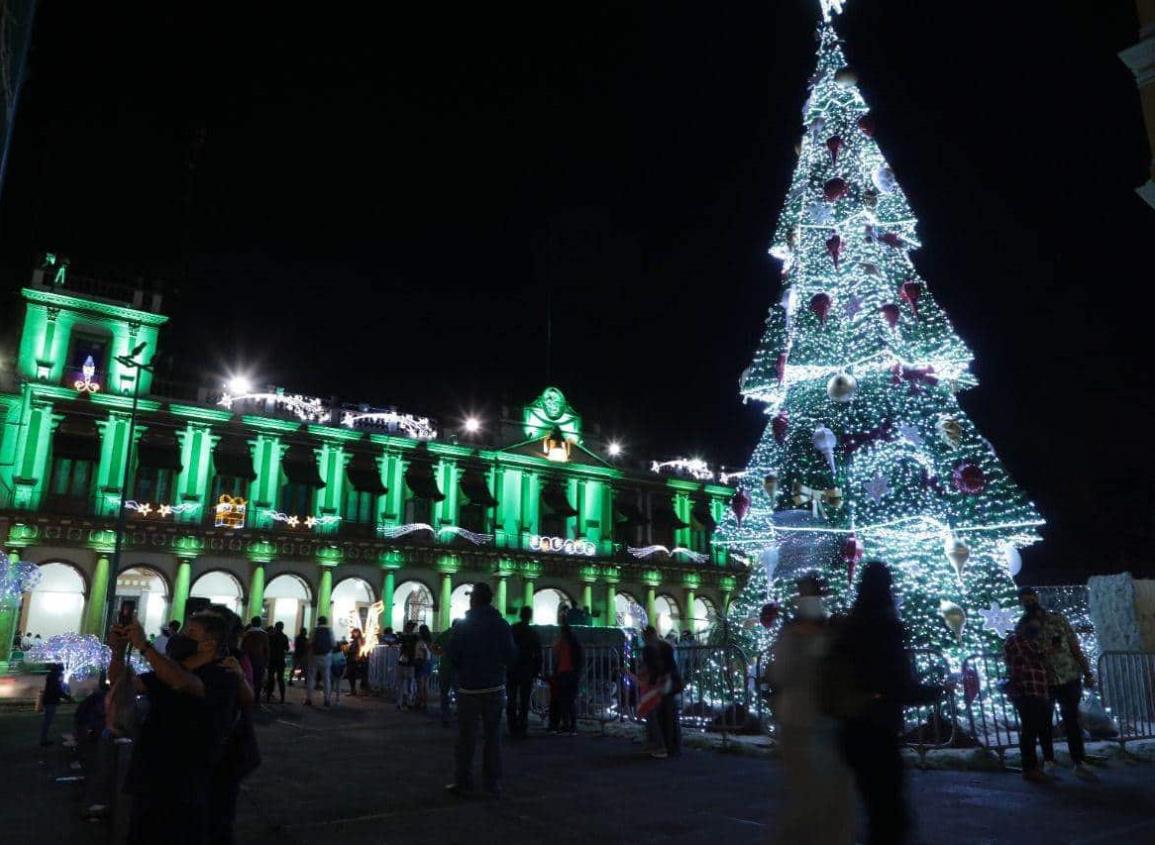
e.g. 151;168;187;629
1004;615;1053;782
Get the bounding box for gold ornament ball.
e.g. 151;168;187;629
827;372;858;402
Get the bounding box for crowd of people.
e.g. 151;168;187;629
27;563;1099;845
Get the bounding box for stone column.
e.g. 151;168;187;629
602;566;621;628
317;566;334;620
246;562;266;622
495;577;508;618
171;558;192;624
82;555;112;635
683;572;701;637
0;551;19;662
381;569;396;629
720;575;738;616
642;568;662;631
438;572;453;631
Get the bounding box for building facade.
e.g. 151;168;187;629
0;262;740;658
1121;0;1155;210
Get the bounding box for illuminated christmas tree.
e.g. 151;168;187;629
715;1;1042;665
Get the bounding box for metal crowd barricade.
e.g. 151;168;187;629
901;648;956;763
960;652;1021;760
1097;651;1155;749
530;645;624;730
674;644;752;739
367;644;401;697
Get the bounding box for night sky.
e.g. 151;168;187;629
0;2;1150;581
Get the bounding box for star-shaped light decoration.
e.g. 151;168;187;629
158;504;173;517
863;472;890;503
808;201;833;225
896;421;924;446
304;516;317;528
843;293;863;319
137;502;153;516
978;601;1019;638
287;515;300;528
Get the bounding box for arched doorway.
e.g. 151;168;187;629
331;577;375;641
532;587;573;626
449;584;472;625
653;594;681;637
614;592;647;630
691;597;717;637
392;580;434;631
264;574;313;636
190;571;244;616
115;567;169;639
21;562;86;638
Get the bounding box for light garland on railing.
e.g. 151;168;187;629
650;458;714;482
379;523;436;539
264;510;341;529
439;526;493;546
529;534;596;556
120;500;201;518
214;495;247;528
219;391;331;423
718;470;746;485
627;545;710;563
341;410;437;440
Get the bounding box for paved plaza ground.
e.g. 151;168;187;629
3;686;1155;845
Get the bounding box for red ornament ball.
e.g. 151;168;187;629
731;487;752;523
857;113;875;137
825;135;843;165
823;177;848;203
951;462;986;495
900;281;922;316
772;411;789;445
759;603;781;629
825;233;843;269
881;302;900;329
810;292;833;324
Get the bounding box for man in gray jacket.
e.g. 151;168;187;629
446;582;516;798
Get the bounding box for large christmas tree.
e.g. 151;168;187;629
715;1;1043;665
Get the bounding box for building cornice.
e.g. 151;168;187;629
22;287;169;327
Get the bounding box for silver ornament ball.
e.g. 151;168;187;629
826;372;858;402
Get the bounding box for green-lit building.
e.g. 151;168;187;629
0;262;739;658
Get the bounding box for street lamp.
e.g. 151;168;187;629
101;342;151;636
608;441;623;458
463;416;481;434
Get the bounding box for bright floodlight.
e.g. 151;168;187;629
608;441;623;457
226;375;253;396
464;416;481;433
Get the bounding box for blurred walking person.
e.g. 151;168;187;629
305;616;335;707
640;625;681;757
38;663;71;746
767;581;853;844
290;627;309;687
549;619;583;735
415;624;434;709
828;562;938;845
241;617;269;708
435;621;459;726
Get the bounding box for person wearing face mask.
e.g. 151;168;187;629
1017;586;1095;779
108;611;240;845
768;578;854;845
1004;615;1053;782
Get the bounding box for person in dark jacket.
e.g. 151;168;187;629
445;582;516;798
548;619;583;735
39;663;71;746
835;561;925;845
507;606;541;737
265;621;290;704
290;628;309;686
